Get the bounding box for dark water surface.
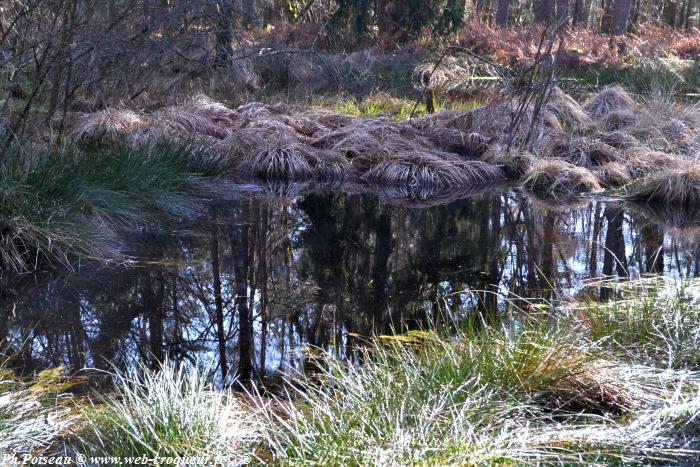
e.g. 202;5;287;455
3;184;700;382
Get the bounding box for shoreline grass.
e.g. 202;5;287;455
69;87;699;201
2;82;699;274
74;361;259;463
2;278;698;464
0;141;223;275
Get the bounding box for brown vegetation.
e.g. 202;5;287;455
70;86;700;202
626;164;700;206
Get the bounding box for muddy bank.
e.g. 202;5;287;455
71;86;700;204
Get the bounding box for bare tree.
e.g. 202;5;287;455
496;0;510;25
613;0;633;34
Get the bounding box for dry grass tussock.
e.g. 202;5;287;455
70;86;700;203
626;163;700;206
522;159;603;195
583;86;637;118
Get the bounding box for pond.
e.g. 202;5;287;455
2;183;699;383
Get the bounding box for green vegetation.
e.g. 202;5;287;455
321;93;482;120
0;142;222;273
2;279;699;464
258;286;700;465
564;56;700;100
576;277;700;369
76;361;258;462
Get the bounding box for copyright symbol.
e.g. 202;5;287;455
76;454;87;465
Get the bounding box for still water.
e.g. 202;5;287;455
2;184;699;382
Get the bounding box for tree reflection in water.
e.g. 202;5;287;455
0;185;698;385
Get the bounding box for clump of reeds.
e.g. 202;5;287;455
522;160;602;195
241;144;315;180
625;163;700;206
623;148;682;178
0;141;222;274
593;162;632;187
546;87;592;128
66;88;700;204
481;146;535;178
70;108;148;145
542;136;624;168
77;360;259;461
257;316;698;465
572;276;700;370
362;153;504;190
583;86;636;118
0;367;78;453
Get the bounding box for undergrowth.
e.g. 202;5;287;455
75;361;258;463
0;142;222;275
1;278;700;464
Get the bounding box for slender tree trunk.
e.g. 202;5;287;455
211;226;229;381
600;206;628;298
258;207;269;372
630;0;642;28
215;0;234;66
613;0;633;34
601;0;616;33
684;0;694;28
556;0;570;23
572;0;585;26
663;0;679;27
232;203;253;383
535;0;556;23
589;202;603;276
495;0;509;25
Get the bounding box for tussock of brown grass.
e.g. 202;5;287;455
600;110;640;132
422;124;492;157
593;162;632;187
540;360;663;414
522;160;602;195
481;146;534;178
543;136;624;168
70;108;148;145
597;131;645;150
241;144;315;180
546;87;592;128
625;163;700;206
151;108;230;140
68;88;699;203
362;153;503;189
623;149;682;178
584;86;636;118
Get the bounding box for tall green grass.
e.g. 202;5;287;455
575;276;700;370
2;279;699;463
0;141;222;273
76;361;259;463
257;317;698;465
0;366;78;454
